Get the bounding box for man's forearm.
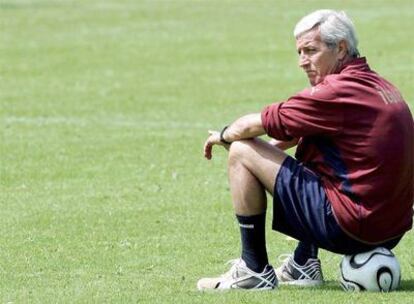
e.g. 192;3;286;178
221;113;265;143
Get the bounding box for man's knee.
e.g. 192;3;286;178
228;139;255;166
228;139;288;194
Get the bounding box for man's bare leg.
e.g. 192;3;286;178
227;138;288;272
197;139;288;290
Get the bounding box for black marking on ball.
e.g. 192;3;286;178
377;266;393;292
340;262;366;291
349;251;394;269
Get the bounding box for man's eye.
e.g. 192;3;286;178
297;48;317;55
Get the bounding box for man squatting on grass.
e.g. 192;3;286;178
198;10;414;290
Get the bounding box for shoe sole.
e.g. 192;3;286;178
279;280;323;287
197;284;277;292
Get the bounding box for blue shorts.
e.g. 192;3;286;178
272;156;401;254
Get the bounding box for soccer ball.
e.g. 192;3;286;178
339;247;401;292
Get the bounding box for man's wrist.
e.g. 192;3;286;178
220;126;232;145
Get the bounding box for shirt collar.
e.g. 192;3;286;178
339;57;371;73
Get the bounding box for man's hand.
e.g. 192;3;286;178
204;114;264;160
203;130;229;160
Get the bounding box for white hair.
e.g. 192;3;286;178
294;10;359;57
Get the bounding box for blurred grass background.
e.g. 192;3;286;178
1;0;413;302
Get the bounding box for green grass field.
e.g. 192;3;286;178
1;0;413;303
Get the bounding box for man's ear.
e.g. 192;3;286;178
337;40;348;60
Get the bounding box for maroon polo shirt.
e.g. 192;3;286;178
261;57;414;244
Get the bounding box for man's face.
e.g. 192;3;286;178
296;28;344;86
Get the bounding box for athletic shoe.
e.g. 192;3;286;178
197;258;278;291
275;255;323;287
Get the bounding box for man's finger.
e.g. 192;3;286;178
204;143;212;160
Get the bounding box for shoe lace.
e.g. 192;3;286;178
300;259;322;280
222;258;276;288
220;258;242;279
277;254;292;264
277;254;321;280
226;258;242;266
290;258;321;280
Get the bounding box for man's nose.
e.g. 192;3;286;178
299;54;310;68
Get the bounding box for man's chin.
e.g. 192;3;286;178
308;77;321;87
